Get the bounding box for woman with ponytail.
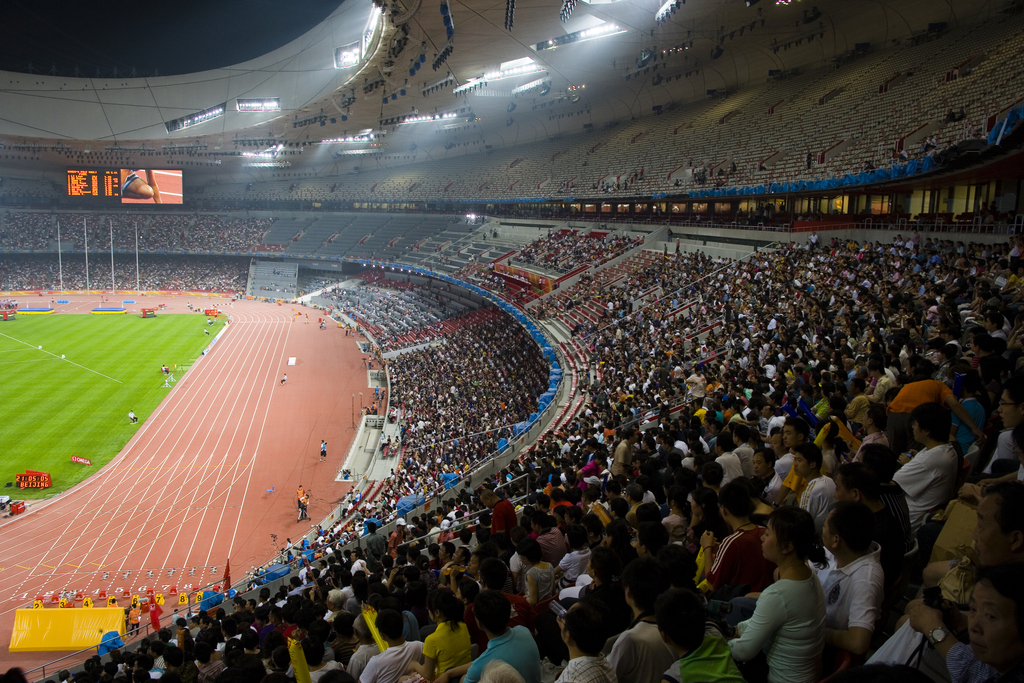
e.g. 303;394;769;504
727;506;828;683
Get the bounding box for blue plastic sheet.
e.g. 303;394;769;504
98;631;125;656
397;495;426;516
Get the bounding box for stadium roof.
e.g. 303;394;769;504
0;0;992;178
0;1;342;77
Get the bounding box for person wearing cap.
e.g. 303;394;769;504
438;519;454;543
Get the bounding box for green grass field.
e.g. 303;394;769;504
0;314;213;498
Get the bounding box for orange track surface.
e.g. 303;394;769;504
0;296;364;670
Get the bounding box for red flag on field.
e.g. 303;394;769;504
223;558;231;592
149;601;162;631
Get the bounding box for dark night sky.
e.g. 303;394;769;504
1;1;343;77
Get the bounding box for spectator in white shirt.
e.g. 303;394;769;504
714;432;745;487
732;424;757;478
607;557;677;683
793;443;836;533
892;402;958;534
554;525;592;588
359;609;424;683
817;501;886;656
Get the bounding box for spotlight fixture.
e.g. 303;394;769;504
506;0;516;30
421;73;454;95
655;0;683;26
440;0;455;38
559;0;577;23
433;41;453;70
535;22;626;51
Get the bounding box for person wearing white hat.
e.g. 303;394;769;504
439;519;454;543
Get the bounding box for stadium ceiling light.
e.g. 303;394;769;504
402;112;461;123
454;62;545;94
236;98;281;112
511;78;550;96
335;43;361;69
534;22;625;51
362;6;383;58
318;134;375;143
165;104;226;134
241;144;284;158
245;161;291;167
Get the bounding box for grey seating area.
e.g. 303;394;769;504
375;215;452;260
239;213;488;263
250;260;299;297
261;216;314;248
324;286;453;341
314;215;362;256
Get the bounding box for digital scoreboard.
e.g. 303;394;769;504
66;168;183;204
66;169;121;199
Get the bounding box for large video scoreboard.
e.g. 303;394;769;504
65;169;183;204
67;169;121;199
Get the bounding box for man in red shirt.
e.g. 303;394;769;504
480;487;518;543
702;481;776;593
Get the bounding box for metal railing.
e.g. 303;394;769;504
24;574;228;681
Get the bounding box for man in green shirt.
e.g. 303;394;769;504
656;588;745;683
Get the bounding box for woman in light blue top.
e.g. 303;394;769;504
728;506;827;683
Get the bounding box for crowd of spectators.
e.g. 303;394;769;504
182;216;276;251
513;231;641;274
0;212;274;254
19;224;1024;683
356;315;548;527
0;211;52;250
0;254;249;291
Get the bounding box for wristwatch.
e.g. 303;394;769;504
928;626;951;646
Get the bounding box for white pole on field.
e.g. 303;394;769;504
57;221;64;292
84;217;90;292
109;219;116;293
135;222;141;294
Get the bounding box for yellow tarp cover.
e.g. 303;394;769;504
9;607;124;652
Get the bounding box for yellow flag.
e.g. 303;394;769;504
361;605;390;652
289;637;312;683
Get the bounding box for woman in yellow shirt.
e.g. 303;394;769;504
408;589;471;680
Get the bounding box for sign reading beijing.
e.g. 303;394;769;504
16;471;52;489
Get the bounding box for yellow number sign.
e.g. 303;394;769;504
32;600;44;609
155;593;165;606
194;591;204;604
107;596;118;607
82;597;94;608
177;593;188;606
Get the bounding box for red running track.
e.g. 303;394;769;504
0;298;363;669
